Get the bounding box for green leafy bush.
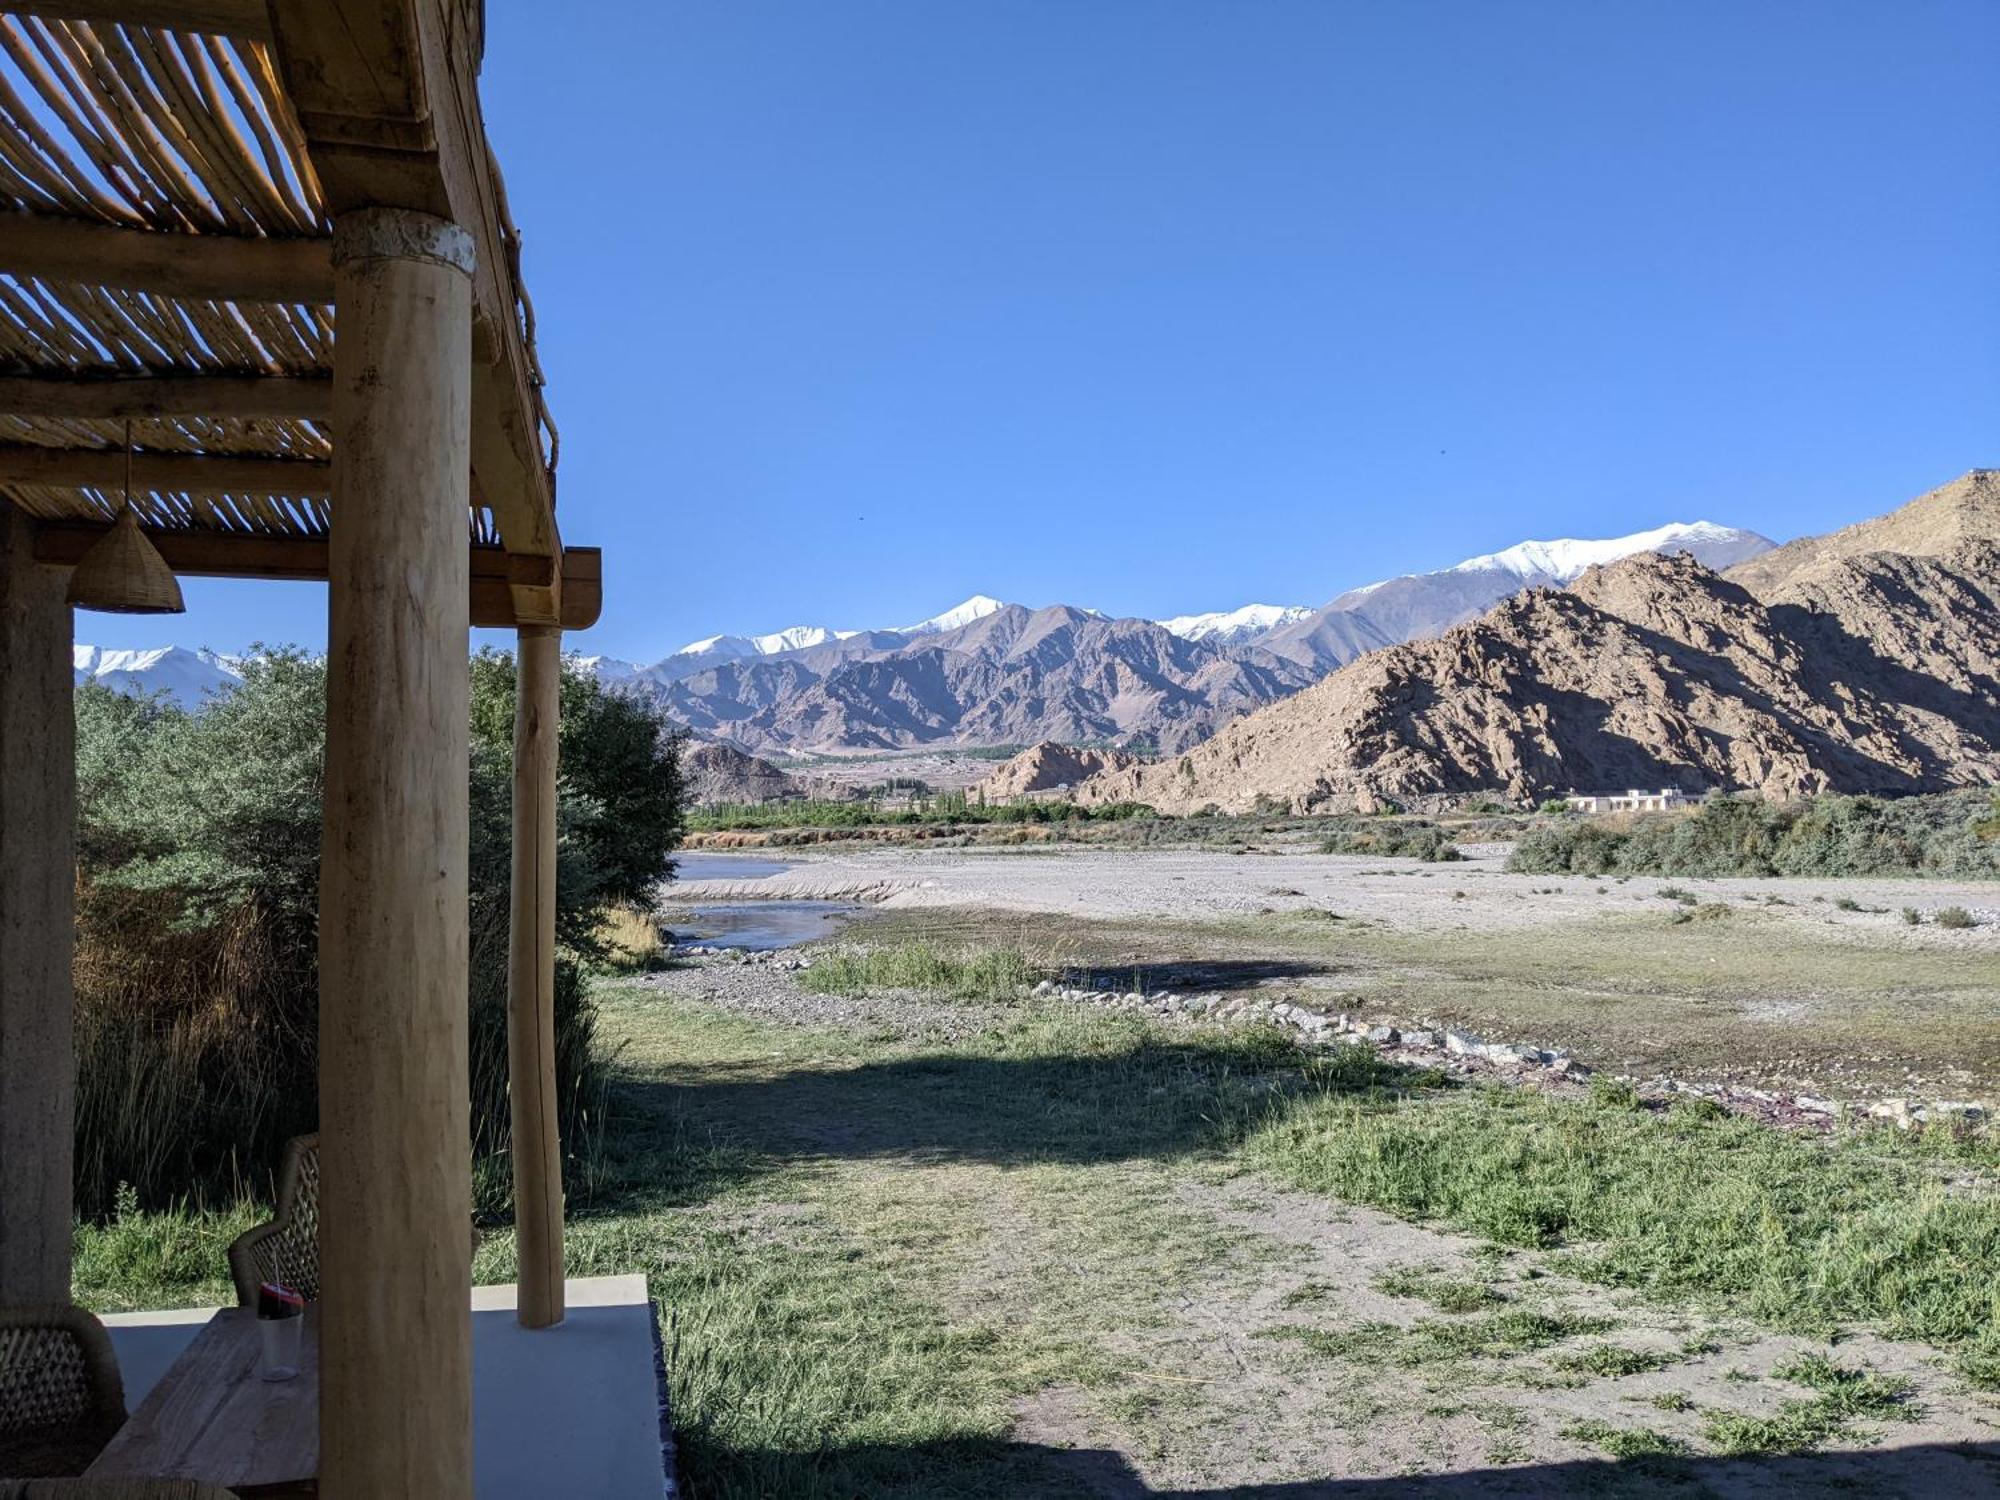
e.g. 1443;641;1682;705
689;793;1155;832
1321;819;1464;862
73;649;684;1217
1508;791;2000;880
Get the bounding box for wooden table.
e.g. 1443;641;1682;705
88;1307;318;1496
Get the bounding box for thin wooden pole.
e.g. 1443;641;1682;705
507;624;564;1327
0;500;74;1305
318;206;473;1500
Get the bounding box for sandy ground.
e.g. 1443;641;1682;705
664;843;2000;951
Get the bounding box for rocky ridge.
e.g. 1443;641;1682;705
639;604;1318;756
1077;476;2000;813
1726;469;2000;595
974;740;1142;801
682;741;807;805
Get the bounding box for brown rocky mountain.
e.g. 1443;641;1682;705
598;525;1771;757
1256;521;1773;671
638;605;1317;755
1726;470;1999;595
681;741;805;805
975;741;1141;801
1077;478;2000;813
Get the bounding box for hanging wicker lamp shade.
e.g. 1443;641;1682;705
65;426;185;615
65;502;186;614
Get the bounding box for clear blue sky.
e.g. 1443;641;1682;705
92;0;1999;661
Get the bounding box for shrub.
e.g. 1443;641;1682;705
687;793;1156;832
1936;906;1978;930
595;905;668;971
1509;791;2000;880
73;650;684;1217
1507;819;1627;875
1321;820;1463;862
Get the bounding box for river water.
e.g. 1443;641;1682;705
663;852;860;951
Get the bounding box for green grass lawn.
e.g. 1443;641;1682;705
75;968;2000;1496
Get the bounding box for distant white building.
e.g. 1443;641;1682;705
1566;787;1702;814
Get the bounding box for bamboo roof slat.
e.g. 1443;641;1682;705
0;2;567;613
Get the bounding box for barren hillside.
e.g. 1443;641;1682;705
975;741;1141;800
682;741;804;805
1077;485;2000;815
1726;470;1999;595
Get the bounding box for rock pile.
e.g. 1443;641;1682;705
1024;977;1992;1135
646;947;1992;1138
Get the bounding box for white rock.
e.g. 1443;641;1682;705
1867;1098;1914;1129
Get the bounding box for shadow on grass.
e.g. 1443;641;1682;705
584;1028;1433;1215
682;1434;2000;1499
1059;956;1332;992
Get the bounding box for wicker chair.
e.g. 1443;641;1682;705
227;1131;484;1308
226;1133;320;1308
0;1483;241;1498
0;1307;126;1479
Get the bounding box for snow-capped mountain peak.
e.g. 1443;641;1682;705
1156;603;1312;644
672;624;862;660
1446;521;1765;584
570;654;645;683
890;595;1007;636
73;645;242;709
668;598;1006;664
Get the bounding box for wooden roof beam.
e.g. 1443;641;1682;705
0;441;327;494
31;521;602;629
5;2;273;41
0;374;331;421
0;214;333;303
265;0;559;608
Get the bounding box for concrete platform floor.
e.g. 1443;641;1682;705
104;1273;674;1497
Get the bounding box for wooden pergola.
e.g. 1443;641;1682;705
0;3;594;1494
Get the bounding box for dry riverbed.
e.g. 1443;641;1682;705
660;843;2000;1106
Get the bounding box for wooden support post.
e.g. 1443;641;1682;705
507;624;564;1328
318;207;473;1500
0;501;74;1305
